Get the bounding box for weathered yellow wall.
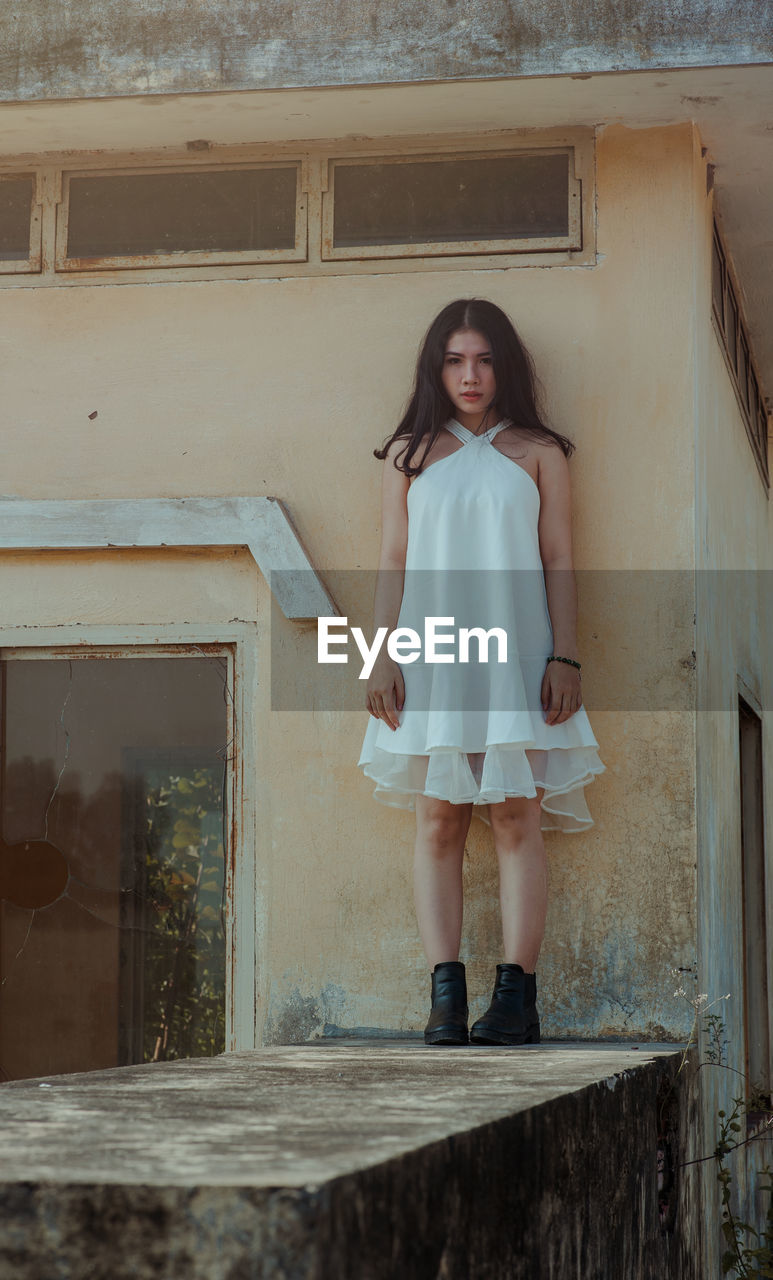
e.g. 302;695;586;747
0;121;701;1042
691;126;773;1272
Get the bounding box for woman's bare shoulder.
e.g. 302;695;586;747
502;422;559;448
534;437;571;501
381;439;411;503
502;425;567;464
383;436;411;467
385;431;439;475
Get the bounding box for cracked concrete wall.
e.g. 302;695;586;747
0;1;771;103
0;122;699;1046
690;126;773;1280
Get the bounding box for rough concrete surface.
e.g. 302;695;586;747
0;1041;701;1279
0;0;771;102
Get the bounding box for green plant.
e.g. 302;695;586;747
669;971;773;1278
704;1010;730;1067
714;1100;773;1277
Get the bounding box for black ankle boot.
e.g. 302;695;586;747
469;963;541;1046
424;961;469;1046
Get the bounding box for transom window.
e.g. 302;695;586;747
60;164;304;270
323;149;581;259
0;131;593;283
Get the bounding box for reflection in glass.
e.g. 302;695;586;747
121;751;226;1065
0;656;230;1081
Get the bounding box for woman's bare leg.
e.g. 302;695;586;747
414;794;473;967
488;790;548;971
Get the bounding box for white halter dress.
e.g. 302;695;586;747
357;418;606;832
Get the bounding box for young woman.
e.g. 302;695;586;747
357;298;605;1046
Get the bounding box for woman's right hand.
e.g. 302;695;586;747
366;654;405;731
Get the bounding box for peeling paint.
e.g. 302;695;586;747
265;988;322;1045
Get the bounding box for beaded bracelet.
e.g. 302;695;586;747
547;655;582;671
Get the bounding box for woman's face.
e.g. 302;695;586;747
440;328;498;428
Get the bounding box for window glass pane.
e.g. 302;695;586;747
0;655;229;1081
711;235;724;325
750;372;760;433
66;168;297;258
333;153;570;247
0;176;33;261
726;285;739;372
739;335;751;411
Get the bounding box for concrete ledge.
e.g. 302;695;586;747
0;496;339;621
0;1042;699;1279
1;1;772;102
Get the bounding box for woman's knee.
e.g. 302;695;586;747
489;792;544;838
415;797;471;851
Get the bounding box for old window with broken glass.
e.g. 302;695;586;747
0;651;232;1082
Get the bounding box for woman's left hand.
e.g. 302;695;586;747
540;661;582;725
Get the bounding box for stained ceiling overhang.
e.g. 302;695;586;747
1;63;771;403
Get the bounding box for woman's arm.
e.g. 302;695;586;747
374;438;410;622
536;444;583;724
366;440;411;730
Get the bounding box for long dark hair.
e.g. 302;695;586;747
374;298;575;475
